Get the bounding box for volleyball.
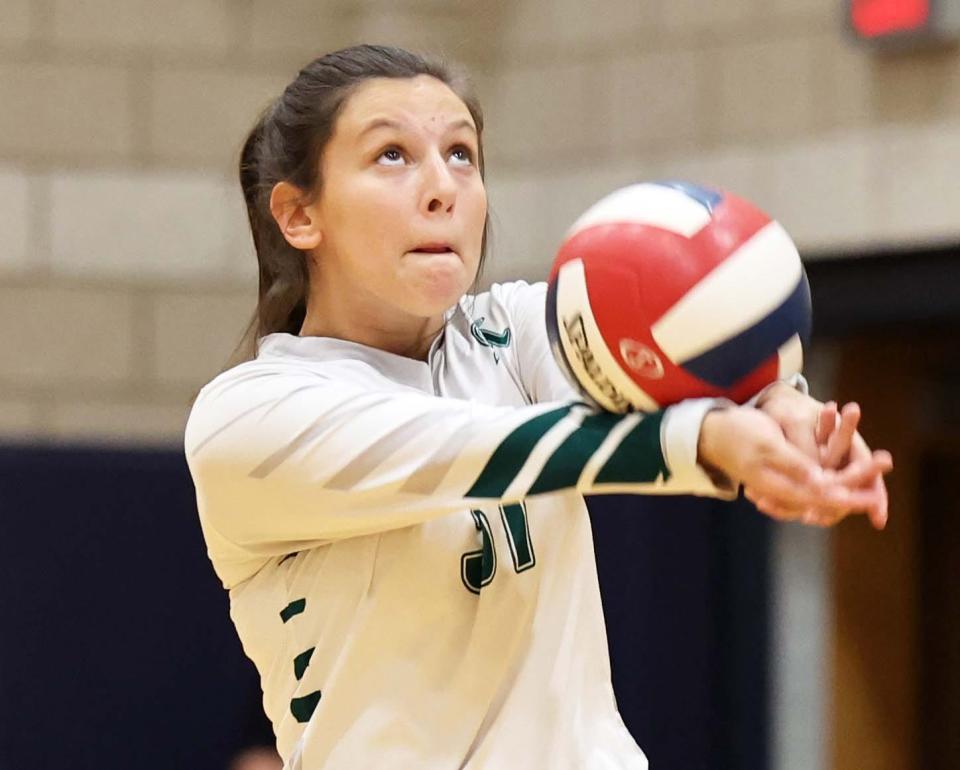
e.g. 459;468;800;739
545;180;812;413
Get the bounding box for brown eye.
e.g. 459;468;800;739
449;145;474;165
377;148;405;165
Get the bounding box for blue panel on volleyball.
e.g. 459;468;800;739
652;180;724;213
681;278;812;388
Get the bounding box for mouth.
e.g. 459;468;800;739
409;243;456;254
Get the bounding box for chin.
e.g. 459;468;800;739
412;264;473;311
415;285;467;317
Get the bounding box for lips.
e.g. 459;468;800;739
410;243;454;254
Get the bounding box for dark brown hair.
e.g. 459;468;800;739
232;44;487;364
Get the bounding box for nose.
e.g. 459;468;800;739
420;152;456;216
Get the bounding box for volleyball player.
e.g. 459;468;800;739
185;45;891;769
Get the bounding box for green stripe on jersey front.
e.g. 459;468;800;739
290;690;322;723
294;647;315;681
466;405;573;498
280;598;306;623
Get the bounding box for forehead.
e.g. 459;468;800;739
336;75;475;136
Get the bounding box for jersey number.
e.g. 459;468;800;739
461;503;535;594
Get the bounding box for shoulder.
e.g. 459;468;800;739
482;279;548;308
186;336;377;447
192;353;322;406
461;280;548;327
185;357;318;448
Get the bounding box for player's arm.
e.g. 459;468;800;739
184;366;731;550
495;279;892;529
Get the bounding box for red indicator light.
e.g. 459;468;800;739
851;0;931;37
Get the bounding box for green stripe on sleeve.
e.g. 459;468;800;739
527;411;620;495
594;411;670;485
466;405;573;498
291;690;322;723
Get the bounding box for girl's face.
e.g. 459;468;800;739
310;75;486;334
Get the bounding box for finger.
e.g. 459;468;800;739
816;402;838;447
801;510;838;527
831;448;893;487
819;482;888;516
745;486;800;520
827;449;893;489
784;420;821;462
750;495;804;522
746;464;835;510
760;437;827;487
753;496;838;527
815;476;888;530
822;402;861;469
866;474;889;530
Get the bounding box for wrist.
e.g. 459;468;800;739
697;407;733;485
753;380;797;410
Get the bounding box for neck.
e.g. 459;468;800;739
299;280;446;362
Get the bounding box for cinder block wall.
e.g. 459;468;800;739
1;0;958;448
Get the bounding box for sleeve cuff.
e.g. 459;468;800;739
661;398;739;500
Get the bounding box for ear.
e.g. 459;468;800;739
269;181;322;251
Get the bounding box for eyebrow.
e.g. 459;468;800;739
358;117;477;138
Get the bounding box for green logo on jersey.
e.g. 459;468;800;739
470;318;511;364
470;318;511;348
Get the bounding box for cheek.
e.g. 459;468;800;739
466;188;488;252
335;185;408;257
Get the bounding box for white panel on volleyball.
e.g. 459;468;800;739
777;333;804;379
565;183;713;239
651;221;803;364
555;259;660;413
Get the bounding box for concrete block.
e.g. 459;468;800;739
45;397;192;447
766;0;835;24
763;132;874;252
870;46;960;123
715;37;817;142
486;163;646;283
0;397;40;439
52;0;230;54
658;146;769;205
605;49;702;151
873;121;960;245
824;38;960;129
470;0;655;58
352;7;497;67
247;0;356;59
50;170;232;281
484;173;553;282
816;30;875;129
149;67;292;170
0;62;132;161
662;0;757;33
483;60;607;164
0;286;135;386
0;0;33;46
152;290;257;387
0;168;30;274
541;164;647;238
223;183;260;284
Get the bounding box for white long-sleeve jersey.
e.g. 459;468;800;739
184;280;738;770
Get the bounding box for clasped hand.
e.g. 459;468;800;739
698;382;892;529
